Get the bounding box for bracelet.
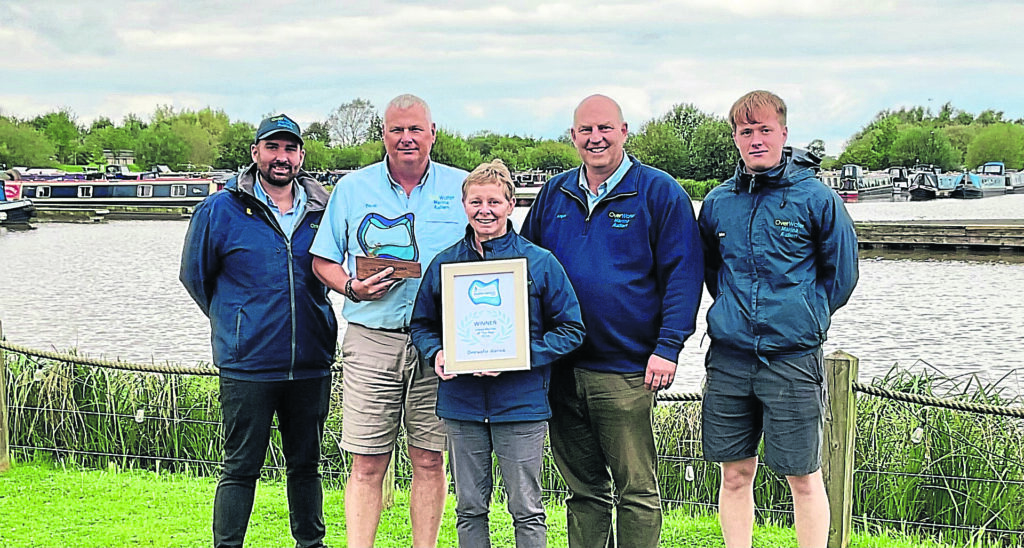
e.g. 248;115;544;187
345;278;362;303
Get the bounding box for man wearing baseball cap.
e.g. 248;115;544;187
181;113;338;548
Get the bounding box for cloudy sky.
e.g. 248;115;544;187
2;0;1022;155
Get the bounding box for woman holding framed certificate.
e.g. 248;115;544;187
411;160;585;547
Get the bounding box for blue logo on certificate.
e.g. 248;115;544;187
468;279;501;306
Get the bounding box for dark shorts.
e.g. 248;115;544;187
701;344;826;477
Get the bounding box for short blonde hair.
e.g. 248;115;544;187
729;90;787;131
463;159;516;202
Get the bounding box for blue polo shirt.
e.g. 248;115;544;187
310;159;468;330
578;152;631;213
253;176;307;238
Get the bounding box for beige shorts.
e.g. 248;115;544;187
340;323;445;454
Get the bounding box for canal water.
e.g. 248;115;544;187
2;193;1023;394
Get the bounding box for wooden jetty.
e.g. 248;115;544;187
856;220;1024;252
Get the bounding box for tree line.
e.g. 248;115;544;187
2;99;1022;181
830;103;1024;172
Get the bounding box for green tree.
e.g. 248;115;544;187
838;135;883;169
0;118;56;167
134;124;189;167
169;120;217;167
303;121;331;144
356;141;384;166
887;126;959;170
627;104;736;180
941;125;978;164
430;129;483;171
334;146;365;170
687;121;737;181
83;126;133;165
30;109;82;164
627;121;688;177
526;141;579;171
367;112;383;142
974;109;1004;126
301;140;332;170
215;122;256;170
965;123;1024;169
89;117;114;132
122;113;147;137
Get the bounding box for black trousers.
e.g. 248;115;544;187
213;375;331;548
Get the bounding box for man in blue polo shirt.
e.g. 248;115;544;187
310;94;467;548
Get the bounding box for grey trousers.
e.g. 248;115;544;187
446;419;548;548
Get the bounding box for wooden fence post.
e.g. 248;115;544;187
0;320;10;473
823;350;858;548
382;449;395;508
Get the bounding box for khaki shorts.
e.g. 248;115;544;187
340;323;445;455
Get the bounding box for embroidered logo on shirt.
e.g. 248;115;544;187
433;194;456;210
608;211;635;229
774;219;805;238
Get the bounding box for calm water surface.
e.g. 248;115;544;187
2;193;1023;394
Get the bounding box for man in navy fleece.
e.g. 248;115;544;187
180;114;337;548
521;94;704;548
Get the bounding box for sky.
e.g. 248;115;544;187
2;0;1023;157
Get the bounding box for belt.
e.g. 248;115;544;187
351;322;409;334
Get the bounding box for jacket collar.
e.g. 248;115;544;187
731;147;819;194
461;221;519;255
229;164;331;211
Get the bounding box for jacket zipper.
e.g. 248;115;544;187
237;189;306;380
747;190;762;348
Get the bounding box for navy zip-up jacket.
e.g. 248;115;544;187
179;165;338;381
698;147;858;356
521;155;703;374
411;224;585;422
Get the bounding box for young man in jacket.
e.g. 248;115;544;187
411;159;585;547
698;90;859;548
180;114;338;548
521;94;704;547
309;94;467;548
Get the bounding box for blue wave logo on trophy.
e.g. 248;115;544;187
468;279;502;306
357;213;418;261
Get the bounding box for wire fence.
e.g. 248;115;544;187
3;338;1024;546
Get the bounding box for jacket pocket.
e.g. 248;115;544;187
801;288;824;344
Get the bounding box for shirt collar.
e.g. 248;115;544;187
254;175;304;212
578;152;631;197
385;158;432;189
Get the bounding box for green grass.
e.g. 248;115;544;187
0;459;956;548
5;352;1022;546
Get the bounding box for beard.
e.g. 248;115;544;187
258;162;297;187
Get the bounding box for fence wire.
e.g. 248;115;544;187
4;338;1024;545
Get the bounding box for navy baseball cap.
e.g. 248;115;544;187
255;114;304;145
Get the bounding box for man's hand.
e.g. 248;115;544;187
351;267;399;301
434;350;456;381
644;354;677;391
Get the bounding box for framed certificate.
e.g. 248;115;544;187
441;258;531;374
